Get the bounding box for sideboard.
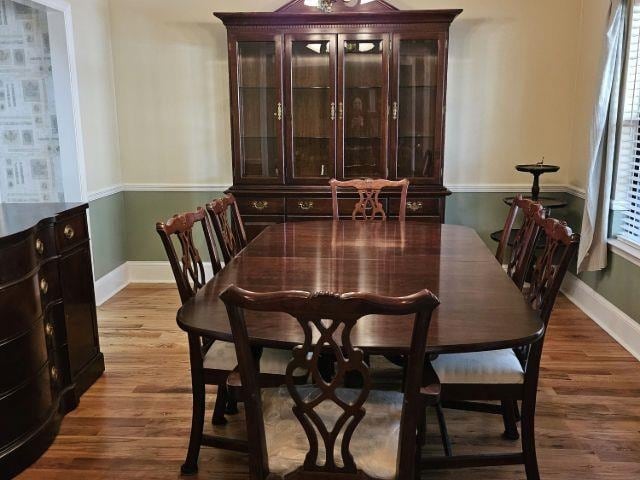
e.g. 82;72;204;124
0;203;104;478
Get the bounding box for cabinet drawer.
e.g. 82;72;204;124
55;214;89;251
0;321;48;394
287;197;371;217
0;275;42;341
237;197;285;216
388;198;441;217
34;226;57;261
39;260;61;305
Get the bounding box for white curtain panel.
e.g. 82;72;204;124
578;0;626;273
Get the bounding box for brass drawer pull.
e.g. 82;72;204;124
250;200;269;211
40;278;49;295
50;366;59;382
406;201;423;212
274;102;283;121
63;225;75;240
45;322;54;337
298;201;314;211
35;238;44;255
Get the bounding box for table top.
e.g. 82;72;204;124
177;221;544;355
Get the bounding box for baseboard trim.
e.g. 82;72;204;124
561;273;640;361
94;263;129;306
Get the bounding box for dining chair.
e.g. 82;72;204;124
495;194;524;265
220;286;441;480
329;178;410;221
504;197;545;290
155;209;298;475
206;194;248;263
426;212;580;480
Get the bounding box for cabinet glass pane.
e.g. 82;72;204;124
237;42;279;178
397;39;438;179
343;40;384;178
291;40;333;178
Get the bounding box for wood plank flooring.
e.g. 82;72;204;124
17;284;640;479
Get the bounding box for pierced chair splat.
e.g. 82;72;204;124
505;198;545;290
221;286;441;480
330;178;410;221
206;193;248;263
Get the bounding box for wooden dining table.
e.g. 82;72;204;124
177;221;544;355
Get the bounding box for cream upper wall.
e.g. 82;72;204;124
67;0;121;194
108;0;589;188
569;0;611;192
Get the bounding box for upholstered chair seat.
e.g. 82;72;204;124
261;386;403;480
432;349;525;385
203;342;294;375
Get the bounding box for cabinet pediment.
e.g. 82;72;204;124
277;0;398;13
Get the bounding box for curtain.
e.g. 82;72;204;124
578;0;627;273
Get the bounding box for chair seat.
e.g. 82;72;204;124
203;342;294;376
262;386;403;480
432;349;525;385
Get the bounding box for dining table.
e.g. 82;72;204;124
177;220;544;355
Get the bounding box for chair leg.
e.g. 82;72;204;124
212;383;228;426
435;404;453;456
182;335;206;476
513;399;521;421
225;397;239;415
521;400;540;480
501;399;520;440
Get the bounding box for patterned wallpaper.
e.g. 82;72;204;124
0;0;63;203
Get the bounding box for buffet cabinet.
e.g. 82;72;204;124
0;203;104;478
216;0;461;239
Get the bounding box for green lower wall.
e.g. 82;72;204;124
90;189;640;326
88;191;127;279
124;191;225;262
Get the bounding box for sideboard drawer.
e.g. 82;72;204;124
38;260;61;306
55;214;88;251
237;197;285;216
34;226;56;261
388;198;441;217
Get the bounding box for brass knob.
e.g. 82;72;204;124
250;200;269;211
50;366;59;381
406;201;423;213
45;322;54;336
40;278;49;295
298;201;314;211
35;238;44;255
63;225;75;240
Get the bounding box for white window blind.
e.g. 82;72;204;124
616;1;640;247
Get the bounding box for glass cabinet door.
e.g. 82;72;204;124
338;34;389;179
285;35;336;183
233;37;284;184
390;35;443;183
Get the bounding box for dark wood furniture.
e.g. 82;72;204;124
330;177;409;221
0;203;104;478
206;195;248;263
505;198;544;290
178;221;544;354
215;0;462;239
429;213;580;480
221;285;441;480
156;208;303;475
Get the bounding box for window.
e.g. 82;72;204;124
616;1;640;248
0;0;85;203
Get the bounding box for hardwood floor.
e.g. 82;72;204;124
18;284;640;479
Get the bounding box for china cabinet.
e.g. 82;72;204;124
216;0;461;239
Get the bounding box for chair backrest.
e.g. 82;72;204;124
156;208;222;304
206;194;248;263
506;198;544;290
495;194;523;265
220;286;440;480
527;213;580;324
329;178;410;221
